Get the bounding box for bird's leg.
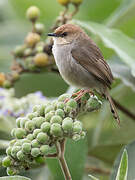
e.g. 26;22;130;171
72;89;85;97
74;89;94;101
64;90;85;103
64;98;70;103
64;89;94;103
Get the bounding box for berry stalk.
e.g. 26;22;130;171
56;139;72;180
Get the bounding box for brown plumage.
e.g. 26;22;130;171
48;24;120;124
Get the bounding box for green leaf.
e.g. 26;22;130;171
46;139;87;180
105;0;135;28
74;20;135;77
115;149;128;180
108;57;135;91
0;176;31;180
88;174;99;180
111;140;135;180
89;144;124;165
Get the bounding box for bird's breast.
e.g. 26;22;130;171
52;43;103;90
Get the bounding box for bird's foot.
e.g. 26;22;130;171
74;89;94;101
72;89;85;97
64;98;70;103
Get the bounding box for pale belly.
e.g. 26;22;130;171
52;44;103;91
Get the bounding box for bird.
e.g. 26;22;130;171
48;23;120;124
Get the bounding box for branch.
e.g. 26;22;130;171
112;98;135;121
55;139;72;180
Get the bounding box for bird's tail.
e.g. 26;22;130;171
104;89;120;124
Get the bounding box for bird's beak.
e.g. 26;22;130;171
48;33;57;37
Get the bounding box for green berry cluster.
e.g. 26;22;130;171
0;6;55;89
2;93;101;175
13;6;52;71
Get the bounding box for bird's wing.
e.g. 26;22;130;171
71;37;113;89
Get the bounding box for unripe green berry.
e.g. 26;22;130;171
7;167;18;176
11;146;21;158
52;100;57;107
33;129;41;138
14;141;22;146
17;150;25;161
66;99;77;109
33;105;40;112
16;118;22;128
57;102;65;109
31;148;40;157
31;139;40;148
35;156;45;164
40;145;50;155
45;105;55;114
50;115;62;124
35;23;45;34
2;156;12;167
45;111;55;122
86;97;101;110
6;147;12;156
20;118;29;128
15;128;26;139
36;45;44;53
58;94;70;102
50;123;63;136
14;45;26;57
25;120;35;132
27;134;34;141
37;104;46;116
72;134;81;141
41;122;51;133
62;118;73;132
74;121;82;126
81;93;90;102
26;6;40;21
55;109;65;118
64;105;72;113
9;139;17;146
27;112;37;120
11;128;16;137
21;138;31;144
73;122;82;134
22;143;31;154
24;48;32;56
37;132;49;144
32;117;45;128
80;131;86;139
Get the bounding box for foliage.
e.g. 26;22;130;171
0;0;135;179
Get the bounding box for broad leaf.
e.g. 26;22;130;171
115;149;128;180
74;20;135;77
108;57;135;91
111;140;135;180
106;0;135;28
0;176;31;180
46;139;87;180
89;144;124;165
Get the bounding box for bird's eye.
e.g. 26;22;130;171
61;32;67;37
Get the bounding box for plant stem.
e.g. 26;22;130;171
55;139;72;180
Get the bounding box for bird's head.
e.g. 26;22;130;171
48;24;83;45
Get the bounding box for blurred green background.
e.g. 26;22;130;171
0;0;135;179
